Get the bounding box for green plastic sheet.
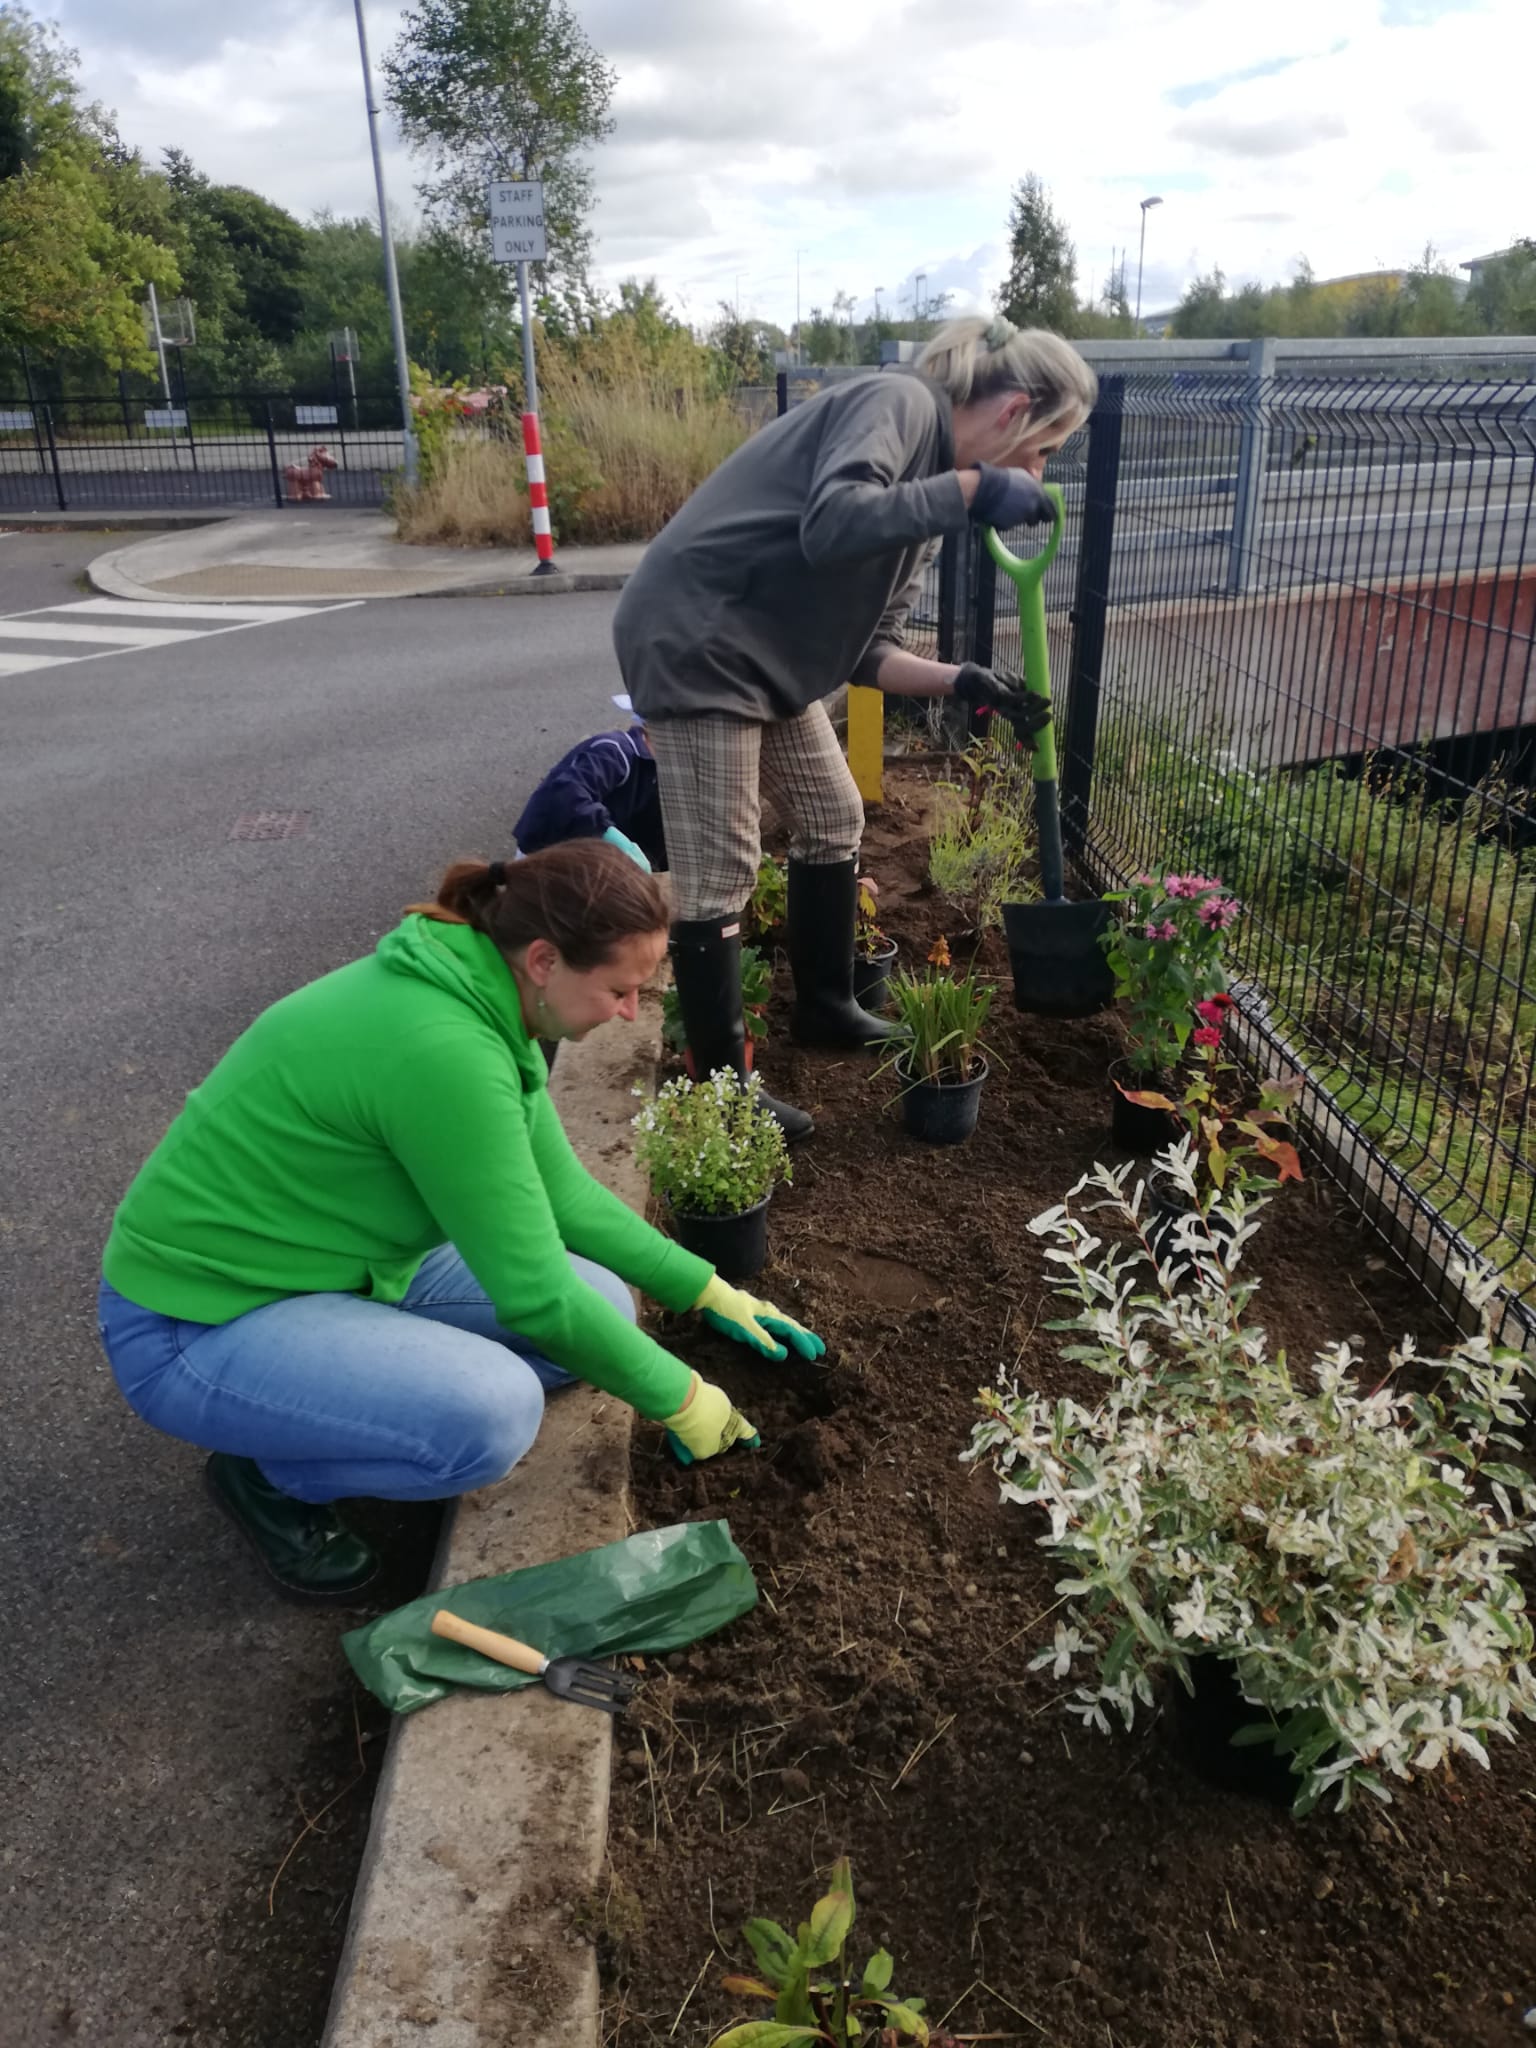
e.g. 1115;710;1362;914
342;1519;757;1715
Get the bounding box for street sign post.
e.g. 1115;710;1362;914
487;178;556;574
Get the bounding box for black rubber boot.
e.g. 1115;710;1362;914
205;1453;380;1604
788;857;900;1048
669;917;815;1144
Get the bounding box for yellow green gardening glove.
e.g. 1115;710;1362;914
692;1275;826;1362
663;1371;760;1467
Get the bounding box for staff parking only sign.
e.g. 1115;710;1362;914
488;182;547;265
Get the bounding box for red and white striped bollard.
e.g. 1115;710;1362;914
521;409;557;574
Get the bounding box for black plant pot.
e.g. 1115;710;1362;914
898;1055;988;1146
666;1193;771;1281
1145;1171;1238;1270
1110;1058;1180;1154
853;938;899;1012
1169;1658;1302;1808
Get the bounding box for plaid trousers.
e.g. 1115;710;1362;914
647;705;865;921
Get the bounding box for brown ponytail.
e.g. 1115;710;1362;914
407;839;669;970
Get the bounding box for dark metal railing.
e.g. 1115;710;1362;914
0;392;407;512
965;368;1536;1338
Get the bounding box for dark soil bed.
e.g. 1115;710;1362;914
600;766;1536;2048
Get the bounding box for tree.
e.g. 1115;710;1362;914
204;184;308;348
382;0;615;296
997;173;1078;333
707;301;773;384
0;10;178;373
1464;239;1536;334
1168;267;1230;339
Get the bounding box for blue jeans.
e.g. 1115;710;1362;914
97;1245;634;1504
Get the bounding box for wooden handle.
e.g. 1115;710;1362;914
430;1609;547;1676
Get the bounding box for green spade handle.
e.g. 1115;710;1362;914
982;482;1065;783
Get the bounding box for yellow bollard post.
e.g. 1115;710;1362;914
845;684;884;805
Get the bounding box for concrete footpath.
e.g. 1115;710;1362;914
323;1006;659;2048
87;507;645;605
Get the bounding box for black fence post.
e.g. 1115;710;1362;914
42;405;67;512
775;370;788;418
937;528;976;747
265;401;285;508
1060;375;1125;859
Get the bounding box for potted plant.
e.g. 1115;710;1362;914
967;1166;1536;1814
1118;995;1305;1267
662;942;772;1076
1100;871;1241;1152
884;937;995;1146
711;1856;946;2048
852;874;898;1011
632;1066;791;1279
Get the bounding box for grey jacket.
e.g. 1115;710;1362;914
612;370;969;723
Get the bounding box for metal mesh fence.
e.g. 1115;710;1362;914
0;393;405;512
973;369;1536;1337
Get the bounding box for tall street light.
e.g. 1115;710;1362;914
353;0;418;484
914;272;927;322
1135;195;1164;330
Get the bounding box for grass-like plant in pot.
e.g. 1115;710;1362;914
966;1158;1536;1814
633;1067;791;1280
883;937;995;1146
1100;872;1240;1152
710;1855;946;2048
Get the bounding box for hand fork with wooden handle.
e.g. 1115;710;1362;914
429;1609;643;1714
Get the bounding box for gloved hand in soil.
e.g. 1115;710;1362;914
601;823;652;872
692;1275;827;1362
969;463;1056;531
662;1371;760;1466
952;662;1053;738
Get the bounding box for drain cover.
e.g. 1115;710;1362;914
229;810;311;841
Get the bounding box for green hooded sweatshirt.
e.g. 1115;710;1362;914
102;915;709;1418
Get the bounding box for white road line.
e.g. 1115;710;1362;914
65;597;330;625
0;619;208;648
0;649;74;674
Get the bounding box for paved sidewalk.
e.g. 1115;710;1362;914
89;509;646;604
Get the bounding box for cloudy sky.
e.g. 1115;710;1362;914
37;0;1528;328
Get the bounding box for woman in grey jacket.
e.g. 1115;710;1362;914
612;315;1097;1140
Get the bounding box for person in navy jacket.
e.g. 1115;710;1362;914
514;709;667;873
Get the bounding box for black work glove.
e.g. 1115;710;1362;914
970;463;1056;531
952;662;1053;738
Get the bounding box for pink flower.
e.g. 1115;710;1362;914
1198;896;1242;931
1134;872;1157;887
1163;873;1194;897
1192;1026;1222;1048
1195;995;1234;1025
1142;918;1178;941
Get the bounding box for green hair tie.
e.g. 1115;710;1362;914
984;317;1015;351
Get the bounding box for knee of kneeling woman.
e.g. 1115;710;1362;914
451;1375;546;1492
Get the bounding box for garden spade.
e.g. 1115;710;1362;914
983;483;1115;1017
429;1608;643;1714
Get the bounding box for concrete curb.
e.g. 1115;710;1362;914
0;510;236;533
322;1007;659;2048
412;570;633;599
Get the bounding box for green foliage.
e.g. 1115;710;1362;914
884;944;995;1087
744;856;788;939
928;741;1041;928
1100;872;1238;1078
969;1166;1536;1814
1167;241;1536;342
712;1859;931;2048
632;1068;791;1219
855;877;889;959
997;172;1078;334
382;0;615;296
708;301;777;385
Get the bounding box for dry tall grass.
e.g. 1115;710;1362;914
395;322;750;549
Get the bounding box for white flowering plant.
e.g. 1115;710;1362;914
632;1067;791;1219
965;1147;1536;1814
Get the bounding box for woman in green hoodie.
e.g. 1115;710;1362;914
97;841;823;1602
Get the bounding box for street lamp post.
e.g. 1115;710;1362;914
1135;195;1163;330
796;248;804;367
352;0;418;484
873;285;883;323
914;272;926;322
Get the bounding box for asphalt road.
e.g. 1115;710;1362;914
0;546;631;2048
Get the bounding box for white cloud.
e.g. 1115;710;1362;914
41;0;1531;330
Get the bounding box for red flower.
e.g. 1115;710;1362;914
1192;1026;1222;1048
1194;995;1234;1025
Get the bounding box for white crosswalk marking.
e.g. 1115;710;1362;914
0;595;362;680
0;619;207;647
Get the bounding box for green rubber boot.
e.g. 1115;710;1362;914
204;1453;380;1604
